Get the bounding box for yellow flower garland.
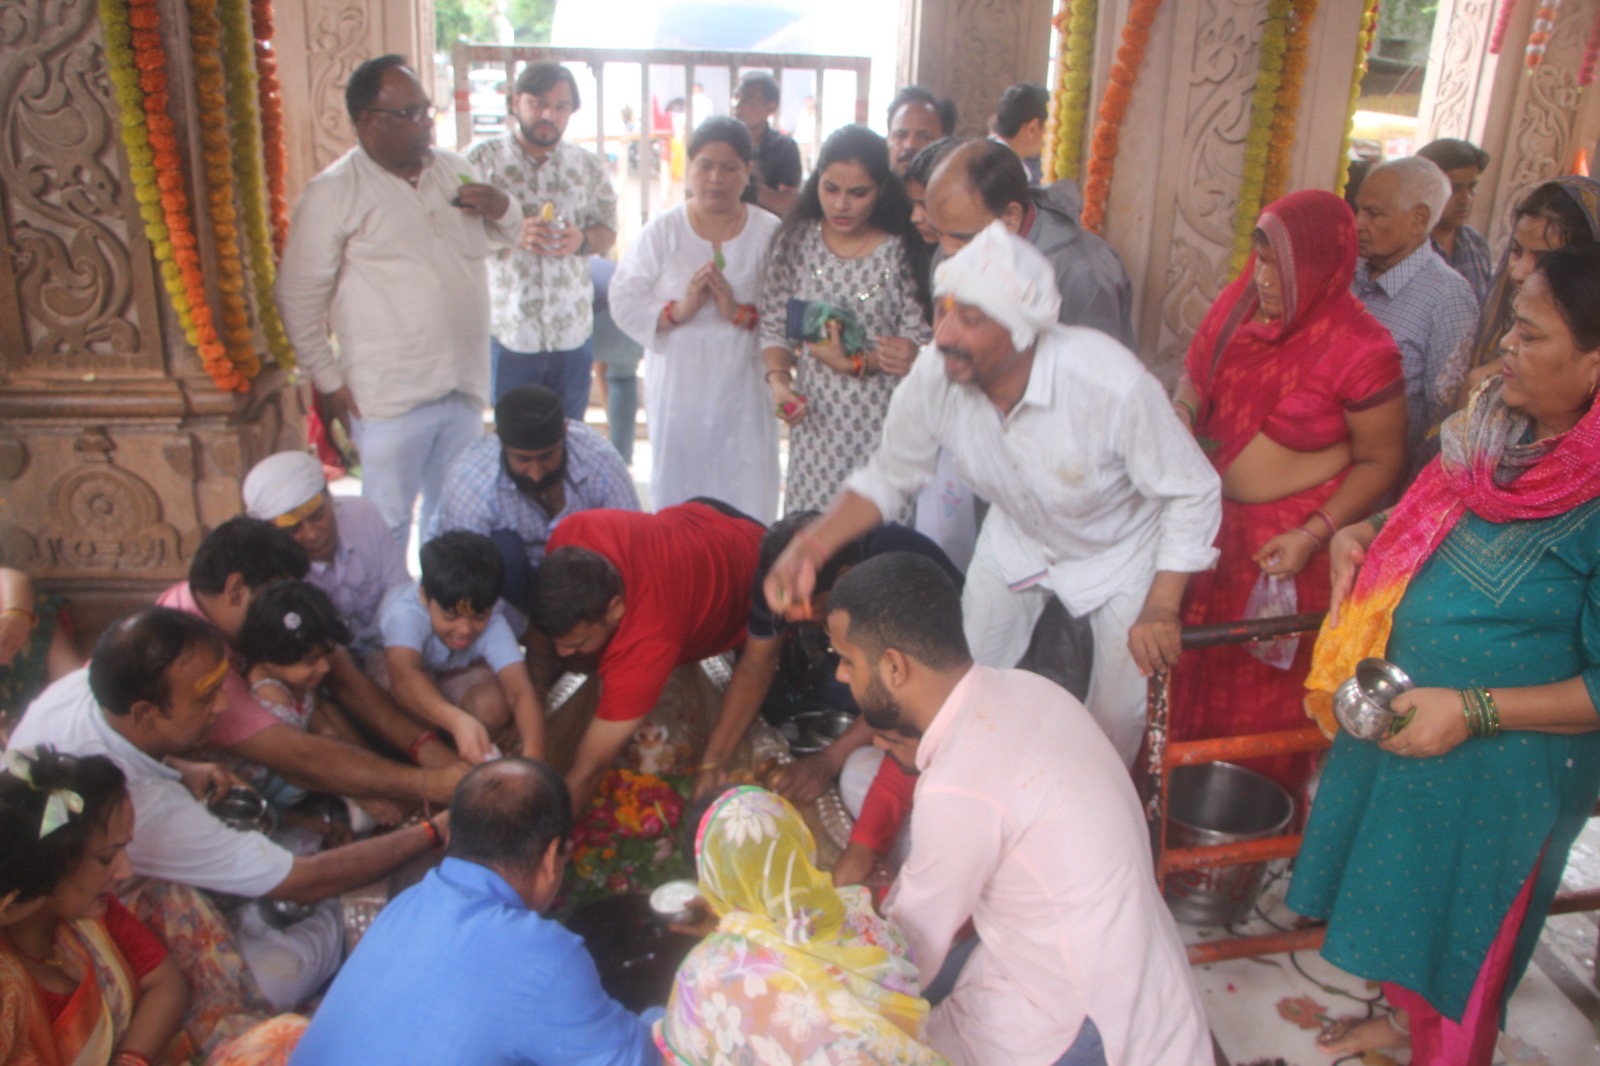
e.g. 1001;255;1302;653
1261;0;1319;207
99;0;249;391
218;0;296;370
1229;0;1293;275
1044;0;1098;184
1335;0;1381;198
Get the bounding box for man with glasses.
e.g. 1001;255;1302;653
277;54;521;554
467;63;619;417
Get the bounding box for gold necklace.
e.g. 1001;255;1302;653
3;928;64;970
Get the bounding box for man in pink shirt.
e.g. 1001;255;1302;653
158;517;464;813
826;552;1211;1066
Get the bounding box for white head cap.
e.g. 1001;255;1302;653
932;220;1062;351
242;451;327;526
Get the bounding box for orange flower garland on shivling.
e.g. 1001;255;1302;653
189;0;260;379
1080;0;1163;234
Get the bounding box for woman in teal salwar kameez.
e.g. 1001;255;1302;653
1288;244;1600;1065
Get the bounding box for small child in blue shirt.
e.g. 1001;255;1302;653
378;532;543;764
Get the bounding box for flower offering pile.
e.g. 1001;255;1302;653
563;768;693;910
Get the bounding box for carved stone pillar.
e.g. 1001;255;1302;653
1417;0;1600;248
897;0;1055;136
0;0;304;636
1089;0;1366;379
275;0;436;205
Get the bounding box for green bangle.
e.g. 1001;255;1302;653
1173;399;1197;425
1366;510;1389;533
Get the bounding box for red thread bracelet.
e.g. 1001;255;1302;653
407;731;440;763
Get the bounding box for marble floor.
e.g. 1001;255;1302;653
1187;818;1600;1065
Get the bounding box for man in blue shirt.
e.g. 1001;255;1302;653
292;758;660;1065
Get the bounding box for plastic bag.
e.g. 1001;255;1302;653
1243;572;1299;670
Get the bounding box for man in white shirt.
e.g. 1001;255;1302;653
276;54;521;553
467;63;619;416
10;607;448;1010
765;222;1220;764
825;552;1212;1065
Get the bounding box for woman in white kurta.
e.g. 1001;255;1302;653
611;117;782;521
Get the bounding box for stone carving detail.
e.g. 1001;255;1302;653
943;0;1025;135
0;0;158;377
1488;3;1589;247
0;439;28;481
41;464;183;573
1156;1;1265;368
1425;0;1494;140
309;1;370;171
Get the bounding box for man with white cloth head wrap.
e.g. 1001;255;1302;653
766;220;1221;764
765;220;1219;1066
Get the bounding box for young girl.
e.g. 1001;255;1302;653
237;581;351;739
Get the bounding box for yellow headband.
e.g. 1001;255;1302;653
271;494;323;528
194;655;229;694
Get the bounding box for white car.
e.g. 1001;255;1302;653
468;68;509;134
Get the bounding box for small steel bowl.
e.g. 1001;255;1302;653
1333;657;1416;740
782;709;858;755
648;880;700;925
211;787;273;834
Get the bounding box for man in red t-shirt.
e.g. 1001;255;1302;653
531;501;762;808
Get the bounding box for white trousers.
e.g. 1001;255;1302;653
232;898;344;1012
962;549;1151;767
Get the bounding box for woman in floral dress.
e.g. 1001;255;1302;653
761;125;931;516
656;786;944;1064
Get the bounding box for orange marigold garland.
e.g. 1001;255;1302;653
189;0;260;380
1080;0;1163;234
101;0;246;391
1229;0;1293;275
1527;1;1565;69
1335;0;1381;198
219;0;295;370
1261;0;1319;207
251;0;290;254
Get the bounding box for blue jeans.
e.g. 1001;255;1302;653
491;336;594;420
350;391;483;555
1052;1019;1105;1066
593;309;642;464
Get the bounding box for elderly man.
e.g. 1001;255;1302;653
926;139;1133;346
825;553;1211;1065
993;81;1049;184
530;501;763;809
157;517;463;813
276;54;519;553
733;71;802;217
243;450;407;659
468;62;618;416
887;85;955;175
1351;156;1479;479
1416;137;1494;306
11;608;449;1011
766;223;1220;765
292;758;659;1064
428;384;638;624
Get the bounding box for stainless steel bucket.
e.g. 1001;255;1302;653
1161;761;1294;926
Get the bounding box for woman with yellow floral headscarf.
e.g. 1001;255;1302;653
656;786;946;1064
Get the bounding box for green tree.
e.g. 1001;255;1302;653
434;0;554;51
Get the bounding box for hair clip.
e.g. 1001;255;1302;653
3;748;85;839
283;612;302;631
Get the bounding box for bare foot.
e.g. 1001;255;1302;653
1316;1014;1408;1056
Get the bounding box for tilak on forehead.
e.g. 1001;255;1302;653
271;494;324;528
194;654;229;694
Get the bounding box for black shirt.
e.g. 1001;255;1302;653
742;126;803;204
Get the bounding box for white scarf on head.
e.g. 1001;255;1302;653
243;451;326;522
932;220;1061;350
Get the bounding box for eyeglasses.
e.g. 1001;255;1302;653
366;103;437;124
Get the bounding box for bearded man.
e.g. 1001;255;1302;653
467;62;619;414
429;385;638;627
